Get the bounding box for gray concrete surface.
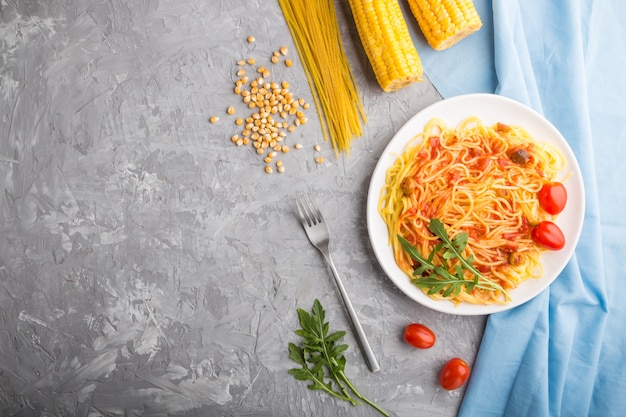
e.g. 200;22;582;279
0;1;486;416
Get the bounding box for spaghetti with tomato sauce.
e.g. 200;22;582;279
378;116;566;305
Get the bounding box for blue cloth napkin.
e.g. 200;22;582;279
415;1;626;416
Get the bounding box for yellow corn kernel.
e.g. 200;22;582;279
407;0;482;51
347;0;423;92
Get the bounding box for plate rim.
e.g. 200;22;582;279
366;93;586;316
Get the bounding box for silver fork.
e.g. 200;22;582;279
296;195;380;373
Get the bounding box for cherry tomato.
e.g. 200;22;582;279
531;221;566;250
538;182;567;215
404;323;436;349
439;358;471;390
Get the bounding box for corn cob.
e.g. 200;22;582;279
407;0;482;51
347;0;423;92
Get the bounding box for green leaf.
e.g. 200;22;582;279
288;343;307;366
322;322;330;338
307;381;326;391
297;308;314;334
326;330;347;343
288;368;311;381
330;343;349;357
288;299;389;416
399;218;512;301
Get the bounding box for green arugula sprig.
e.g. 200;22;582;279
288;299;389;417
398;218;511;301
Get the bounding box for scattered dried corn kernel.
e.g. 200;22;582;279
315;156;324;164
210;116;219;123
223;42;319;175
247;36;255;43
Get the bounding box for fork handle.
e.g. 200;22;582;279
323;253;381;373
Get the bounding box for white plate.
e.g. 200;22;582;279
367;94;585;315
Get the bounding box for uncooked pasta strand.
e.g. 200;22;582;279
278;0;366;156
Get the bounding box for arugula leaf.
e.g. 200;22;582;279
398;219;511;301
288;299;390;416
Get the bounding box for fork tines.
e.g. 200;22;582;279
296;195;322;227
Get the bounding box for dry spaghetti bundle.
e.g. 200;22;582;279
278;0;366;156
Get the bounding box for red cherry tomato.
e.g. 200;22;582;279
531;221;566;250
404;323;436;349
439;358;471;390
538;182;567;215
